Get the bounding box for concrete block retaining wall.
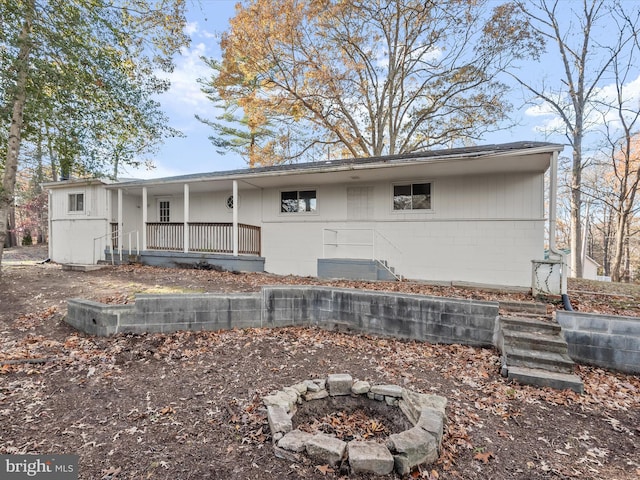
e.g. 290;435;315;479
262;287;498;346
67;288;640;373
67;286;499;347
556;311;640;374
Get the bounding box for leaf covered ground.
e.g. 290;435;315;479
0;246;639;479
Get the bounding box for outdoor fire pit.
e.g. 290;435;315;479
263;373;447;476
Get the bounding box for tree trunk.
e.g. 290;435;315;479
570;139;583;278
7;208;17;248
602;207;612;276
0;3;33;269
610;211;627;282
624;221;631;282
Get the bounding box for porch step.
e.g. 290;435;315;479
500;316;562;334
500;329;568;354
506;366;584;394
501;345;575;374
376;260;403;281
61;264;108;272
497;316;584;393
499;301;548;316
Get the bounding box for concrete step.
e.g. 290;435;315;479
501;328;568;354
500;316;561;335
61;264;108;272
502;345;575;374
506;366;584;394
499;301;548;315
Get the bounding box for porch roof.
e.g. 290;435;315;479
108;141;564;194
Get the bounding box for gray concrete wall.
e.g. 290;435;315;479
68;294;263;335
66;299;135;336
105;249;265;272
317;259;397;281
67;287;499;347
557;311;640;374
262;287;498;346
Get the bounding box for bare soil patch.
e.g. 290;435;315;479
0;245;639;479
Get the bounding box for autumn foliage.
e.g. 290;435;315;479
204;0;536;166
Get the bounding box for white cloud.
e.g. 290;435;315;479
524;73;640;138
202;30;221;39
184;21;199;36
119;161;187;180
157;42;215;116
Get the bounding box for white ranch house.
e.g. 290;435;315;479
44;142;565;289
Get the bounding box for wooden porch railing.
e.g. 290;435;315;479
146;222;261;256
146;223;184;251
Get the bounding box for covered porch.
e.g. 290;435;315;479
103;178;264;270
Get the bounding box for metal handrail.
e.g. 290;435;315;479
321;227;403;280
93;228;139;264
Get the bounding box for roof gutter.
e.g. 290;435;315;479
105;145;565;190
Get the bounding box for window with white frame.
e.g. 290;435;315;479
68;193;84;212
393;182;431;210
158;200;170;222
280;189;317;213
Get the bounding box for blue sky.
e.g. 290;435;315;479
123;0;640;179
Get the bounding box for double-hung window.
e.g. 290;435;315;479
68;193;84;213
393;183;431;211
281;190;317;213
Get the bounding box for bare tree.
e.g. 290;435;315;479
587;5;640;281
494;0;639;278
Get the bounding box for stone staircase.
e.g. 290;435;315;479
496;315;584;394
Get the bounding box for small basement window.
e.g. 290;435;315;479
393;183;431;210
68;193;84;212
281;190;317;213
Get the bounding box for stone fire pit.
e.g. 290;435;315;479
263;374;447;476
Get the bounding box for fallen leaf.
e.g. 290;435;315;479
315;464;334;475
101;466;121;479
473;451;494;464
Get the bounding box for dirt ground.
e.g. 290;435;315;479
1;245;639;479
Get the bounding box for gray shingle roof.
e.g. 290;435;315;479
110;141;564;187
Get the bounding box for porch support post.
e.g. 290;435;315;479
142;187;147;250
117;188;123;259
184;183;189;253
233;180;238;256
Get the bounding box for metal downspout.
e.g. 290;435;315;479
548;150;573;309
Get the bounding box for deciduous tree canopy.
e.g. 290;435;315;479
202;0;539;166
0;0;189;265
